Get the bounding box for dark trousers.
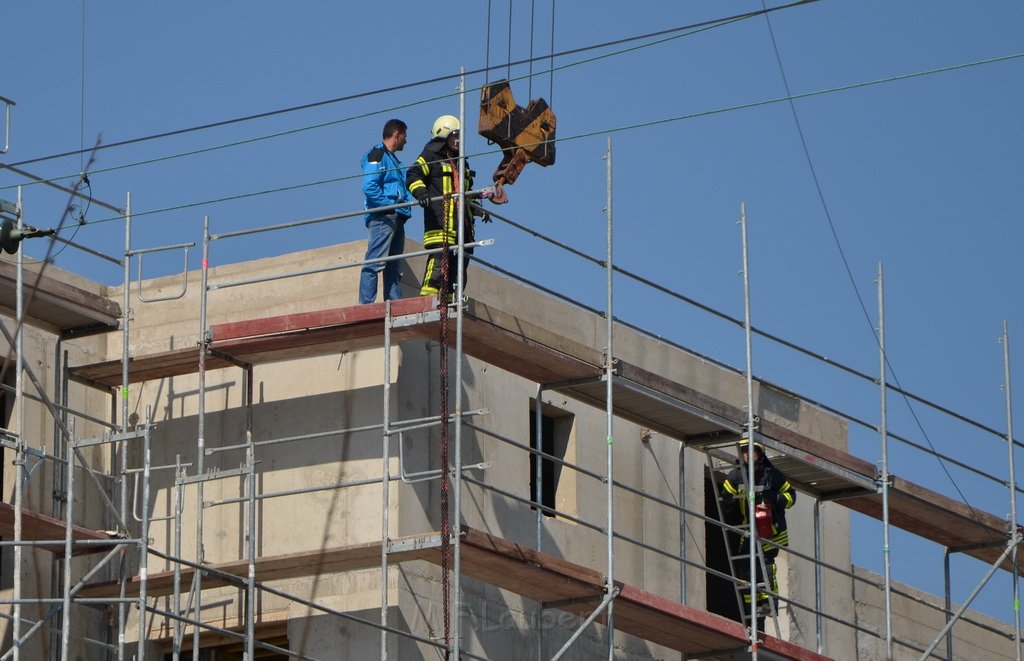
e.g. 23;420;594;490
420;243;474;298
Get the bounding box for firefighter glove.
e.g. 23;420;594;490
415;191;430;208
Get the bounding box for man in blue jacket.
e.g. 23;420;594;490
359;118;412;304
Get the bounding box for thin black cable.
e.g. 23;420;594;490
79;0;86;173
2;0;822;170
478;202;1020;451
507;0;513;82
759;2;992;533
65;48;1024;244
485;0;492;85
0;149;97;389
48;176;91;261
528;0;536;100
549;0;556;104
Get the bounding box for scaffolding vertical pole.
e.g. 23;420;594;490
381;301;392;661
814;500;823;654
535;384;544;551
535;383;544;661
244;365;256;661
193;216;211;659
60;420;76;661
1002;321;1021;660
944;548;953;661
51;341;67;658
172;456;184;661
739;202;758;656
118;192;133;661
679;446;687;606
137;412;152;661
877;262;893;660
452;66;467;660
50;338;66;657
12;185;24;661
604;137;616;660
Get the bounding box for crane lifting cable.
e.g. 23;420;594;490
477;79;556;204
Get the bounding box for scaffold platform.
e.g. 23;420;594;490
65;296;1024;575
74;525;831;661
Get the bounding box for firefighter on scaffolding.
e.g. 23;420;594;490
406;114;488;300
722;440;796;617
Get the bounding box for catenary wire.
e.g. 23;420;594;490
507;0;513;82
12;10;1018;478
478;203;1022;450
549;0;556;103
0;3;765;191
528;0;536;100
0;0;823;172
485;0;492;85
70;50;1024;237
10;41;1021;203
758;2;988;529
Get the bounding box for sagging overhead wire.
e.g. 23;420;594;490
2;0;815;195
474;203;1024;531
69;49;1024;231
16;31;1024;203
1;0;823;172
758;2;994;530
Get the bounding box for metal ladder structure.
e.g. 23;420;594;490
706;446;782;637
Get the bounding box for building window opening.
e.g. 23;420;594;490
528;401;576;520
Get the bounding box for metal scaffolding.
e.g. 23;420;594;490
2;78;1023;661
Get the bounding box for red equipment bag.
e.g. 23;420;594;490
754;504;774;538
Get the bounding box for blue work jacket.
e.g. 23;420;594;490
361;142;412;221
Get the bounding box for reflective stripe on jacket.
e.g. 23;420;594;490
406;137;476;246
722;456;795;547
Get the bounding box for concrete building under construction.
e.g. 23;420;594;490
0;177;1022;661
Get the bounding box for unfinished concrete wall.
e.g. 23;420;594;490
0;307;116;660
853;567;1016;660
6;239;1016;659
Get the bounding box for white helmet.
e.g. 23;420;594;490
432;115;460;139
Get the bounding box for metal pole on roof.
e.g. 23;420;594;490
172;457;184;661
1001;321;1021;660
452;66;467;660
12;186;24;661
604;136;616;660
137;413;152;661
381;301;393;660
739;202;758;656
244;366;256;661
117;192;132;661
535;383;545;660
814;500;823;654
60;420;76;661
193;216;211;660
877;262;893;660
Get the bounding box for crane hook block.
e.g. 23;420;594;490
478;79;556;204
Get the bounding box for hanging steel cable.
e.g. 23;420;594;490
1;0;822;172
438;202;453;657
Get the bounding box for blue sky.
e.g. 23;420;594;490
3;0;1023;630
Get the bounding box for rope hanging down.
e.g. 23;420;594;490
438;240;453;657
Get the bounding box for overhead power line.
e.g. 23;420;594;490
758;3;994;523
68;49;1024;230
1;0;822;171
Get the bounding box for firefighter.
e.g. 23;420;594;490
406;115;487;299
722;441;796;616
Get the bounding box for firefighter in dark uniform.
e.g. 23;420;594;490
722;441;796;615
406;114;486;299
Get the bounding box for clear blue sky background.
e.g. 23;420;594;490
3;0;1023;632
